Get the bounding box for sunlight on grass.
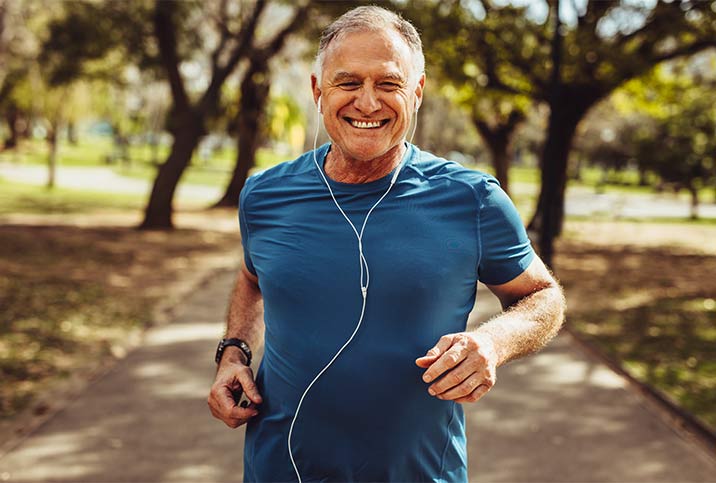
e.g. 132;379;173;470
0;179;144;214
568;283;716;431
0;224;238;419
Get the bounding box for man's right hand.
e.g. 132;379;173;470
208;357;263;428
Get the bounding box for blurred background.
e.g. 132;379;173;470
0;0;715;475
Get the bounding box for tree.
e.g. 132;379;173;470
620;65;716;218
406;3;542;194
139;0;310;228
213;15;307;208
409;0;716;265
0;0;46;149
574;57;716;218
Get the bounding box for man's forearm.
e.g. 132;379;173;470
473;284;565;367
222;268;265;365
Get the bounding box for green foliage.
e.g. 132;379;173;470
402;2;536;136
40;0;160;87
613;63;715;193
267;94;305;151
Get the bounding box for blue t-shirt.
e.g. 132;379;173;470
240;143;534;482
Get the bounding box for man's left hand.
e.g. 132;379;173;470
415;332;498;403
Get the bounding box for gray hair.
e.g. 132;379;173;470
313;6;425;84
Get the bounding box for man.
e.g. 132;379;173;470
208;6;565;482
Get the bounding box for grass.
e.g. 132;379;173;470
0;223;238;420
0;138;291;189
557;233;716;432
0;178;145;215
114;147;287;187
0;137;116;167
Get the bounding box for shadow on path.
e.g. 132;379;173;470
1;276;715;482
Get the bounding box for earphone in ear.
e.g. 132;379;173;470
414;98;420;112
317;95;322;114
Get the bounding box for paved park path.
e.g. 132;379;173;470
3;162;716;220
1;267;715;482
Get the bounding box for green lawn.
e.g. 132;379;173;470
114;147;287;188
0;179;145;214
558;235;716;432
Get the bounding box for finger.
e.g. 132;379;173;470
211;384;240;414
454;383;492;404
222;407;260;429
415;353;439;368
425;335;455;359
236;368;263;404
422;344;467;383
428;360;476;396
208;388;259;428
229;404;259;422
433;372;484;400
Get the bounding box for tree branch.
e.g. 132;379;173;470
217;0;267;81
652;39;716;64
210;0;233;70
153;0;189;111
199;0;267;114
253;3;310;62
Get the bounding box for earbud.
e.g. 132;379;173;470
414;98;420;112
317;95;322;114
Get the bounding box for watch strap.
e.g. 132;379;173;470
216;338;252;366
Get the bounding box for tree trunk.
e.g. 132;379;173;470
472;111;524;196
689;185;699;220
528;96;592;266
47;126;58;189
3;104;19;150
214;61;271;208
480;133;511;195
67;121;78;145
139;115;203;229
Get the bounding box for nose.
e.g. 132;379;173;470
353;86;381;114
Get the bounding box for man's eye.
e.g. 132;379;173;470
339;83;360;90
380;83;401;90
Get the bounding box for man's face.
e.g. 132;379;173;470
312;29;424;164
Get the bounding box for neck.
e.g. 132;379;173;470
324;144;406;184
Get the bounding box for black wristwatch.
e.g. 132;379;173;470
215;338;252;366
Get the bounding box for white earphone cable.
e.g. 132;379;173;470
287;99;417;482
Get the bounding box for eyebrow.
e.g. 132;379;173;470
331;71;360;83
381;72;406;83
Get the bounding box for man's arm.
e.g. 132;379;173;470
207;264;265;428
415;256;565;403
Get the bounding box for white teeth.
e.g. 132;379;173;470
350;120;382;129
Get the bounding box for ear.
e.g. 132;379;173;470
414;73;425;111
311;74;322;110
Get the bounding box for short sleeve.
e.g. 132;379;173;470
477;177;534;285
239;180;257;276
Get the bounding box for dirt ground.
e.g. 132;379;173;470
0;209;242;426
557;219;716;430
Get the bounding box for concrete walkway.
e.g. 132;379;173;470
1;270;715;482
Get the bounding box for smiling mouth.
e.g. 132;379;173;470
344;117;390;129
